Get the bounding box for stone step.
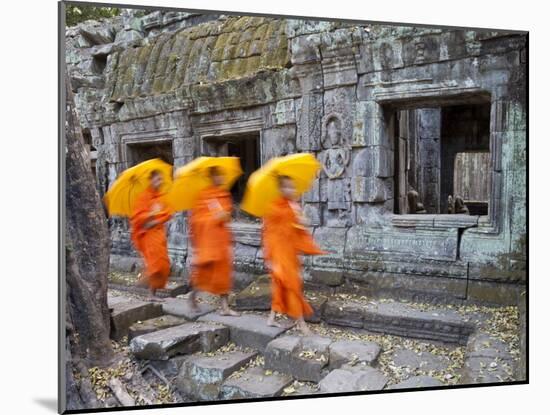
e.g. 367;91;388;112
198;313;291;350
162;298;216;320
264;335;382;382
129;322;229;360
128;315;187;341
220;366;293;399
108;294;164;341
318;364;388;393
176;350;258;401
323;299;475;345
329;340;381;370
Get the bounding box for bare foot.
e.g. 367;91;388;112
135;273;148;288
220;308;240;317
297;321;312;336
267;317;282;328
188;299;199;311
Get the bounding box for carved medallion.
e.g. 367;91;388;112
322;148;350;179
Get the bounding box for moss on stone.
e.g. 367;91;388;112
109;16;288;100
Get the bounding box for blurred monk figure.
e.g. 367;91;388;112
188;166;239;316
262;175;325;335
131;170;173;302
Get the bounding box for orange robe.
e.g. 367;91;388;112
130;188;173;290
189;186;233;295
262;197;325;319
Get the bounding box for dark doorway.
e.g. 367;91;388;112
204;133;261;221
125;140;174;167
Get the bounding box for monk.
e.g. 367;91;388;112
188;166;239;316
262;175;325;335
130;169;173;301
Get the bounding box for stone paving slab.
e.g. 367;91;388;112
220;367;293;399
391;348;451;371
282;382;319;396
329;340;381;370
162;298;216;320
318;365;388;393
108;295;164;341
176;350;258;400
128;315;187;341
129;322;229;360
198;313;291;350
460;332;516;384
387;375;444;390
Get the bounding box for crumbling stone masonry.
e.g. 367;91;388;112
66;10;527;305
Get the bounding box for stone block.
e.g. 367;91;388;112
162;298;216;320
351;177;386;203
220;366;293;399
264;336;302;375
304;294;328;323
329;340;381;370
108;295;164;341
149;355;188;378
198;313;291;350
128;315;187;340
309;269;344;287
291;336;332;382
176;350;258;400
232;276;272;311
271;99;296;126
319;366;388;393
129;322;229;360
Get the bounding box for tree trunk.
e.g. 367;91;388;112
65;74;113;366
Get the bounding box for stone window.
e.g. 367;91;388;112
393;103;491;216
204;133;261;220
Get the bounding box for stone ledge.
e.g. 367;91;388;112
323;299;475;345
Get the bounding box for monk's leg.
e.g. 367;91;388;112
296;317;312;336
188;289;199;311
267;278;284;327
147;285;165;302
219;295;240;316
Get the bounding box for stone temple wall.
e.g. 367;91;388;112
65;10;527;305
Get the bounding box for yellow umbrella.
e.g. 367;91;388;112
104;158;173;217
241;153;321;217
167;157;243;211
